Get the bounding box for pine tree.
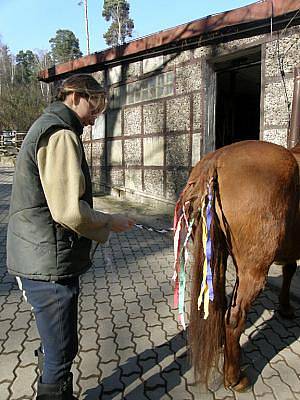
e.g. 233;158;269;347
49;29;82;64
15;50;38;83
102;0;134;46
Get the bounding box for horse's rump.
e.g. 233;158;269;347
186;140;299;265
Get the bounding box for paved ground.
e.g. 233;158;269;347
1;166;300;399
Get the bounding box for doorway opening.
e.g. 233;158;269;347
215;50;261;149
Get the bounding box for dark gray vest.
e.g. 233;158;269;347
7;102;93;281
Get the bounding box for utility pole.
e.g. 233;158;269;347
78;0;90;55
84;0;90;55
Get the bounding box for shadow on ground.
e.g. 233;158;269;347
83;331;190;400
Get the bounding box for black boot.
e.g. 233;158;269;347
34;345;44;375
36;373;78;400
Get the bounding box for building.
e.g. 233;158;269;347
39;0;300;205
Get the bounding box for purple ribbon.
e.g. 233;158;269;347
205;191;214;301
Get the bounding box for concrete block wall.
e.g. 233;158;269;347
262;26;300;147
89;52;203;202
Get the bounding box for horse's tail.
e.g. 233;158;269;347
187;162;228;385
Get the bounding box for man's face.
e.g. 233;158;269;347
77;93;107;126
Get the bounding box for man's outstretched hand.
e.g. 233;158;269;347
110;214;135;233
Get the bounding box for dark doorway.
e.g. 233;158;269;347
215;51;261;149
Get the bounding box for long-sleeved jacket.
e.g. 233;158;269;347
37;128;111;242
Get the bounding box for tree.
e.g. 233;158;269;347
35;50;53;102
0;82;46;131
0;41;50;132
36;50;53;71
49;29;82;64
0;43;15;88
102;0;134;46
15;50;38;83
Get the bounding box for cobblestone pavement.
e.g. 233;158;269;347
1;167;300;400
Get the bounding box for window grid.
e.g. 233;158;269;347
110;71;174;109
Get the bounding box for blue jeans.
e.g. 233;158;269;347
19;277;79;384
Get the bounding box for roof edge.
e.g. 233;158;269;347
39;0;300;82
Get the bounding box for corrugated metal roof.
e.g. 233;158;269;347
39;0;300;82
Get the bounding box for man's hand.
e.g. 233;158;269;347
110;214;135;233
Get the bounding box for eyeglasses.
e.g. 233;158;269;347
87;94;107;116
62;89;108;116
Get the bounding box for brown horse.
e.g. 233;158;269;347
176;140;300;391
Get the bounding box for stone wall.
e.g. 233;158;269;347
262;26;300;147
83;25;300;203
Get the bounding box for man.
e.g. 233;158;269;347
7;74;134;399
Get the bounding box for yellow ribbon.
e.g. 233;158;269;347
197;198;210;319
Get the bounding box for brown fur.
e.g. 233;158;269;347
178;140;300;389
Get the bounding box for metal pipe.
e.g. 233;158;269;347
288;66;300;149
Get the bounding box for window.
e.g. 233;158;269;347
110;71;174;109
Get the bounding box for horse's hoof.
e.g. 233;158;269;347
278;306;295;320
230;373;251;392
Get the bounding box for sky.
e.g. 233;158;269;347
0;0;254;56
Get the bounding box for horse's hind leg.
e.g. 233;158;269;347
278;262;297;319
224;268;267;392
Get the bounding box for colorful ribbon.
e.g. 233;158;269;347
173;180;214;326
173;212;184;307
197;186;214;319
178;217;194;329
173;202;194;329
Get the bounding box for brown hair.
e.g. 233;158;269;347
55;74;105;101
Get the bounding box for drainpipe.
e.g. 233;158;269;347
288;66;300;149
